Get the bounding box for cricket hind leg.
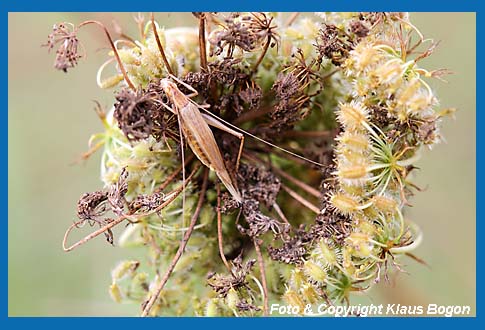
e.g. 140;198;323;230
201;113;245;174
176;113;188;228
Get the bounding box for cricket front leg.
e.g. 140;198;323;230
168;74;199;98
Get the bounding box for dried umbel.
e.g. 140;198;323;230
43;23;83;72
48;12;454;316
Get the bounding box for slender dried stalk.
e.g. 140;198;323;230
281;184;320;214
63;165;200;252
112;19;136;44
281;130;335;139
285;13;299;27
232;106;273;126
141;168;209;317
216;183;233;274
253;239;269;316
154;154;195;193
252;37;271;73
151;13;174;76
134;13;145;40
272;166;322;199
78;20;135;90
63;217;126;252
198;13;208;71
273;203;290;226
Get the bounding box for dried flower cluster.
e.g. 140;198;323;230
47;12;454;316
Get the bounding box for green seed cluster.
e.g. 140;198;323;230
282;13;450;306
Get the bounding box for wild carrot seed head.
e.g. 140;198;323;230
337;101;369;131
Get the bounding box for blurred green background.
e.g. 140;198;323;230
8;13;475;316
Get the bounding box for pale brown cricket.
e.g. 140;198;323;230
159;77;245;203
159;75;328;204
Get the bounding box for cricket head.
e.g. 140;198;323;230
160;78;188;109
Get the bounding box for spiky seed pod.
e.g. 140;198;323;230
303;259;327;283
226;288;239;310
346;43;381;74
282;288;305;313
335;163;370;184
372;59;404;87
111;260;140;281
130;272;149;294
355;218;377;236
371;195;399;214
337;148;369;164
301;284;320;304
337;101;369;132
346;232;374;258
289;268;306;291
109;283;123;303
342;246;356;276
396;78;421;107
314;239;339;267
330;193;360;215
336;131;371;152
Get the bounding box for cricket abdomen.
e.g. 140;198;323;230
179;104;242;203
182;124;213;170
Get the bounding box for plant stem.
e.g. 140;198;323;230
78;20;135;90
253;239;269;316
141;168;209;317
63;165;200;252
151;13;174;76
216;183;234;275
198;14;208;71
281;184;320;214
252;37;270;73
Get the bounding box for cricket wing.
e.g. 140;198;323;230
179;104;242;203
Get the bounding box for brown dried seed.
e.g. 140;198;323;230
77;190;108;221
350;20;370;38
207;254;256;297
129;192;165;213
239;199;283;238
108;168;129;217
315;24;355;66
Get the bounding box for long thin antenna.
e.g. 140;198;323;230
196;104;327;168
